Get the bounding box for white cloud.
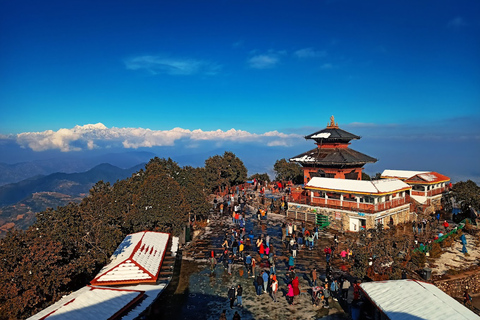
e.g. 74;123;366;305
124;55;221;76
15;124;302;151
87;140;96;150
447;16;466;28
267;140;291;147
247;54;280;69
294;48;327;59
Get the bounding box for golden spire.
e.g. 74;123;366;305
327;115;338;128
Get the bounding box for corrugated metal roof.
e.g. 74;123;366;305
406;171;450;184
28;286;144;320
381;169;429;179
91;231;170;286
360;280;480;320
306;177;410;195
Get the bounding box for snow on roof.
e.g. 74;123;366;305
407;171;451;184
306;177;410;195
28;286;144;320
120;236;179;319
411;195;428;204
115;283;167;320
311;132;331;139
30;236;179;320
91;231;170;286
381;169;429;179
289;155;316;162
418;173;437;182
360;279;479;320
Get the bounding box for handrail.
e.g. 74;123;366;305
413;218;471;253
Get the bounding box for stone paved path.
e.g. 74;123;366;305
153;198;351;320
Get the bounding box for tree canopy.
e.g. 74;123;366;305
0;157;209;319
204;151;247;192
451;180;480;210
249;173;271;183
273;158;303;183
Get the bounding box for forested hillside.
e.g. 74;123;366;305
0;152;248;319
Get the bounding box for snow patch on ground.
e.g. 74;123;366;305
429;234;480;275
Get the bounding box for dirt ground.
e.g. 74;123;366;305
428;233;480;275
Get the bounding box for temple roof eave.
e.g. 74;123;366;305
289;147;377;166
306;185;412;197
290;160;374;167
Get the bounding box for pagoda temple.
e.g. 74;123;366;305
290;116;377;184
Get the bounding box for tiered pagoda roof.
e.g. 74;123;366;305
290;147;377;167
304;126;360;144
290;116;377;167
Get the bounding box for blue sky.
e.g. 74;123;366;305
1;1;479;182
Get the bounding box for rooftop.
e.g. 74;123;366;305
290;147;377;167
305;177;411;195
360;279;479;320
91;231;170;286
382;169;450;185
27;286;145;320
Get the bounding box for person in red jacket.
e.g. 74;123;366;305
292;275;300;297
443;220;449;232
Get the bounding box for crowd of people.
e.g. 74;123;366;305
208;188;360;320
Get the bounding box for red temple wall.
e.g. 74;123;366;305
303;167;363;184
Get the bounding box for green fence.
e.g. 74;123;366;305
316;214;330;229
413;218;471;253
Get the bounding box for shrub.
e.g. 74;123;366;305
410;251;426;269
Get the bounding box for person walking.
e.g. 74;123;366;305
330;279;339;300
341;278;351;300
323;283;330;308
236;284;243;307
262;270;269;293
288;255;295;271
311;267;317;286
219;309;227;320
238;241;244;261
340;249;347;261
259;242;265;259
292;275;300;300
245;253;252;275
227;254;233;275
256;273;264;295
270;259;276;275
286;283;294;305
464;290;472;307
251;257;257;278
209;253;217;274
232;239;239;257
271;275;278;302
232;311;241;320
228;286;236;309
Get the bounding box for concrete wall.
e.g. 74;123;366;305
286;203;412;232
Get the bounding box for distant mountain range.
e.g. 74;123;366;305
0;143;319;237
0;151;156;186
0;163;145;237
